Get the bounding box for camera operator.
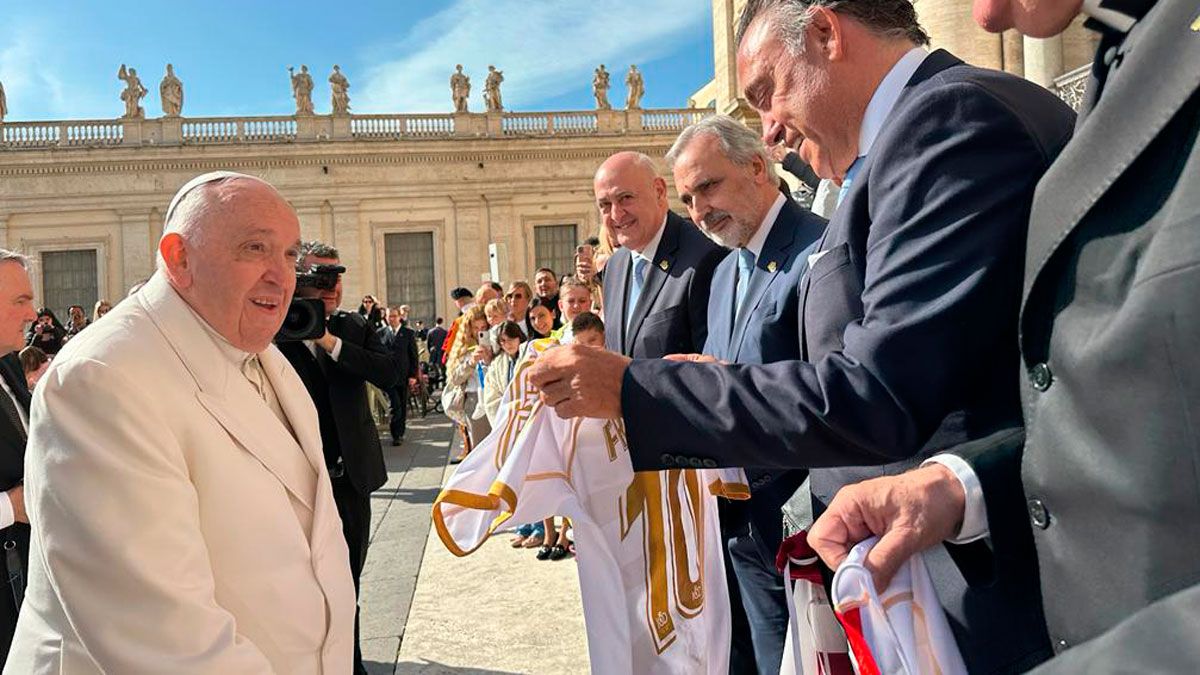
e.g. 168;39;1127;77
275;241;399;675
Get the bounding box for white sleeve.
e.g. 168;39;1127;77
327;336;344;361
25;358;275;673
0;490;13;529
923;454;989;543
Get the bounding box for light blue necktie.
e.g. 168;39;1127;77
837;156;865;206
735;248;756;319
626;256;649;330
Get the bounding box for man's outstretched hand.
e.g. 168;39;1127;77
809;464;966;590
528;344;632;419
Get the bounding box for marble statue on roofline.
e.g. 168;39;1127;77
289;65;315;115
483;65;504;113
329;65;351;115
118;64;148;119
160;64;184;117
593;65;611;110
625;65;644;110
450;64;470;113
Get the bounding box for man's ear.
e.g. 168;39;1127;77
159;233;193;288
809;6;844;61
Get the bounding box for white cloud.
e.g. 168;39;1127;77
356;0;707;113
0;19;108;121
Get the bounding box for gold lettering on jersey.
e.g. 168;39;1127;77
495;359;541;469
619;469;707;654
602;418;628;462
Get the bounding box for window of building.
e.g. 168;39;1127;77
533;224;578;282
384;232;436;325
41;249;98;321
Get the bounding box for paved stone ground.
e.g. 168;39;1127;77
357;412;588;674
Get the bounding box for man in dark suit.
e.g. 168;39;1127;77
379;306;419;446
426;317;447;368
0;251;35;667
530;2;1075;671
669;114;825;673
276;242;399;675
810;0;1200;670
596;151;725;358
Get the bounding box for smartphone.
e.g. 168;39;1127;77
576;244;595;262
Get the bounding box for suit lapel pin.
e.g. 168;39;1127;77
659;260;669;272
767;261;777;273
1192;12;1200;30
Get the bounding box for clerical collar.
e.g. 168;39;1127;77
1082;0;1154;33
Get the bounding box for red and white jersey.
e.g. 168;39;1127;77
434;339;748;674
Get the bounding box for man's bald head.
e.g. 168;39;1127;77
157;172;301;353
593;151;669;253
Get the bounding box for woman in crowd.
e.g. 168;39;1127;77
358;295;384;330
19;346;49;390
92;299;112;322
504;281;533;337
64;305;89;341
26;308;66;355
527;298;556;339
443;305;492;455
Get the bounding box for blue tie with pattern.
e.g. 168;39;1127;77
626;256;649;331
735;248;756;319
837;156;865;206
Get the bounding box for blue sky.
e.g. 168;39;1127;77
0;0;715;121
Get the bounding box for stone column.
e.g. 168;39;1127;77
331;114;351;141
121;118;144;146
327;201;369;305
294;204;324;243
0;212;9;250
1023;35;1065;88
161;116;182;145
454;113;486;137
119;209;155;293
485;113;503;137
596;109;623;134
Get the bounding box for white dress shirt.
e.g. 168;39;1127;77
631;212;670;270
744;193;786;261
858;47;931;159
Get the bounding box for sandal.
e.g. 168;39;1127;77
536;545;553;561
548;545;569;561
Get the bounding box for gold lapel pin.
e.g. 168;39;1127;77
659;260;669;272
767;261;778;273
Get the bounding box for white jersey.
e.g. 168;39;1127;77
434;339;748;674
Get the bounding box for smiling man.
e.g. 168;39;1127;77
529;1;1076;671
8;172;355;673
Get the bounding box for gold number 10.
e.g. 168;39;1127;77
619;469;707;654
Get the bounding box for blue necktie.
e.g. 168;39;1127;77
837;156;865;206
626;256;649;330
735;248;755;319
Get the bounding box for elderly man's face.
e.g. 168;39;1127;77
296;255;343;317
974;0;1082;36
594;155;669;253
738;14;856;181
0;262;37;355
674;134;772;249
169;180;300;353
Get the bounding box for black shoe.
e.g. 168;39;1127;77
548;545;569;561
391;437;403;446
536;545;553;561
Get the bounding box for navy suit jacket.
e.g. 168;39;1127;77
602;210;725;358
702;197;824;563
619;50;1076;673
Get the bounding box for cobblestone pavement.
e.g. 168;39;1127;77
358;413;588;674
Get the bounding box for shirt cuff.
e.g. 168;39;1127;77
0;490;14;530
923;454;989;543
328;336;343;361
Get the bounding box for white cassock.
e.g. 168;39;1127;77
5;273;355;674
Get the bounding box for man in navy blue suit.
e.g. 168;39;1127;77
668;114;825;673
530;1;1075;671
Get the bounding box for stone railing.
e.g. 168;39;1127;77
1052;65;1090;112
0;107;712;150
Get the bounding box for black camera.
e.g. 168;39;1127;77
275;264;346;342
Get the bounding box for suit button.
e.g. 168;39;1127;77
1028;499;1050;529
701;459;717;469
689;458;704;469
1029;363;1053;391
1053;638;1069;654
660;453;675;467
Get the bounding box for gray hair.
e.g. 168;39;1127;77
300;241;339;269
666;115;777;181
157;171;274;271
0;249;30;269
735;0;929;55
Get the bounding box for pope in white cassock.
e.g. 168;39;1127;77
5;172;355;673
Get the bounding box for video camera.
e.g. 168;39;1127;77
275;263;346;342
